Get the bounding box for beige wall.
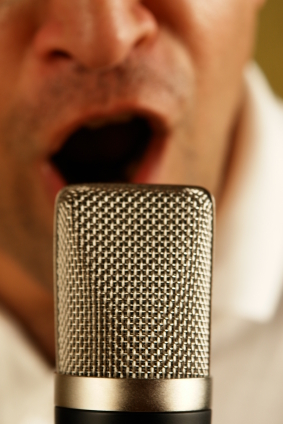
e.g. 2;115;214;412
255;0;283;98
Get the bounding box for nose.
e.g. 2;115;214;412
34;0;158;70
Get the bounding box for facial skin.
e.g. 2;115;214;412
0;0;263;360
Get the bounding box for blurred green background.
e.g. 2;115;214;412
255;0;283;98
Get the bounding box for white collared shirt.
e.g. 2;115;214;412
214;63;283;321
212;63;283;423
1;64;283;424
0;308;53;424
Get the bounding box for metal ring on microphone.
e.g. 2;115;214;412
55;374;212;412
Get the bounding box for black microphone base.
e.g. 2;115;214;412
55;407;211;424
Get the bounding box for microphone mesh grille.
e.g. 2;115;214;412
55;184;213;379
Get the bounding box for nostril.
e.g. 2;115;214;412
32;22;74;64
52;50;70;58
49;50;71;61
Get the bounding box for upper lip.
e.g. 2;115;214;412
47;104;170;158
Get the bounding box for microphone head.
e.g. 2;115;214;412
54;184;213;381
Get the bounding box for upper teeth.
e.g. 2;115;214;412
85;113;134;130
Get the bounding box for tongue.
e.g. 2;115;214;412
51;117;152;184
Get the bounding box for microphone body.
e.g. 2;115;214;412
54;184;214;424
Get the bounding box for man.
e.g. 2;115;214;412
1;0;283;423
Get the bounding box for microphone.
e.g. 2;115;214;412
53;184;214;424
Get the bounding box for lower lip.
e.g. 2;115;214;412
39;161;66;205
132;135;167;184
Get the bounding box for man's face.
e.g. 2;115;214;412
0;0;261;287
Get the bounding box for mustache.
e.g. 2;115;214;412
42;57;185;110
2;55;190;160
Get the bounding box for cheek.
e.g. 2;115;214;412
146;0;257;70
190;0;256;69
149;0;258;136
0;1;40;117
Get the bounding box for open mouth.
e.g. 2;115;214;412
51;114;153;185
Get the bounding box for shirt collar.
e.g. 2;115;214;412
213;63;283;322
